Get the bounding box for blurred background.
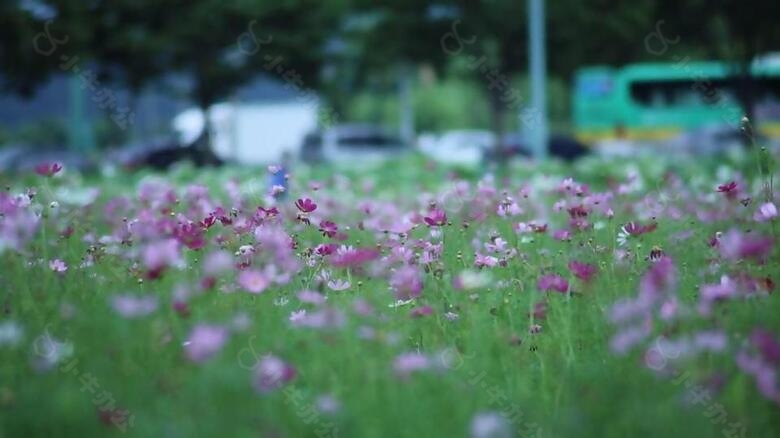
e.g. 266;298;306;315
0;0;779;173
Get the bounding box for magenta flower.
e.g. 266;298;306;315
737;328;780;405
622;221;658;236
295;198;317;213
254;355;296;393
719;229;773;262
751;329;780;365
184;324;229;363
315;243;338;256
330;247;379;268
174;221;205;250
410;305;433;318
568;261;597;282
34;162;63;177
48;259;68;273
538;274;569;293
716;181;739;199
238;270;271;294
528;301;547;320
318;220;338;238
111;294;158;318
423;208;447;227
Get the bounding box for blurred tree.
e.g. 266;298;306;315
662;0;780;124
0;1;93;96
449;0;528;144
548;0;660;77
87;0;344;156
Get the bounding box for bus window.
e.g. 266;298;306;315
630;80;710;108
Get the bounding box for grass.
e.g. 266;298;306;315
1;151;779;437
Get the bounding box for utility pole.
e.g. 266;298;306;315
528;0;548;161
67;75;95;152
399;63;415;145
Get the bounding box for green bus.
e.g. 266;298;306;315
573;57;780;145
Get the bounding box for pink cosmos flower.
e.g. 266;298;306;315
142;238;182;274
474;253;499;268
751;329;780;365
552;229;571;241
719;229;773;262
49;259;68;273
254;355;296;393
698;275;737;316
203;250;233;276
295;198;317;213
174;221;205;250
538;274;569;293
290;307;346;329
111;294;158;318
238;270;271;294
315;243;338;256
470;411;511;438
34;162;63;177
393;352;430;378
410;305;433;318
390;266;423;300
423;208;447;227
568;261;597;282
184;324;229;363
755;202;778;222
289;309;307;324
610;323;652;355
737;328;780;405
528;301;547;320
716;181;738;199
330;247;379;268
326;279;351;291
622;221;658;236
319;220;338;238
297;290;326;305
315;394;341;415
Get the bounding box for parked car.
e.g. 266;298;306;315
419;130;496;166
482;133;589;163
300;125;408;165
104;136;207;172
665;123;768;155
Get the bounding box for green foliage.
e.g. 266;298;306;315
14;118;68;147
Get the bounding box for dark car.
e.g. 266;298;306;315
105;133;222;172
483;134;589;162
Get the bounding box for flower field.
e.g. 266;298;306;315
1;150;779;437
